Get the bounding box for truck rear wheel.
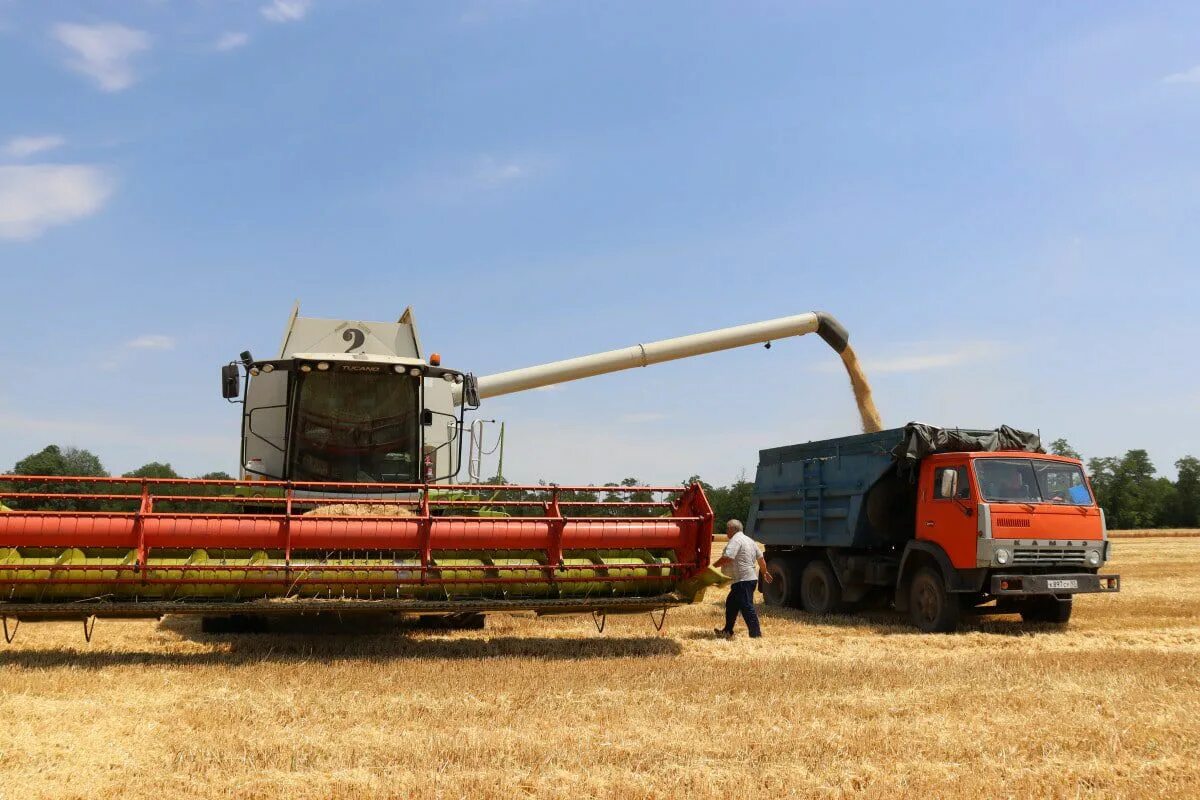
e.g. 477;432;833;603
762;555;800;608
1020;596;1073;624
800;560;842;615
908;567;960;633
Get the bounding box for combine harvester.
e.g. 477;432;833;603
0;308;864;640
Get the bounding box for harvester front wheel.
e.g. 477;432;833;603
1020;596;1073;625
762;555;800;608
908;567;960;633
799;560;842;615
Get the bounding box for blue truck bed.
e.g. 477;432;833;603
747;425;1015;550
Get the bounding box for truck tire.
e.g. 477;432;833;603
908;567;960;633
762;555;800;608
1020;596;1073;625
800;560;842;615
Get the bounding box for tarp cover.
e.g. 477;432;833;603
892;423;1044;477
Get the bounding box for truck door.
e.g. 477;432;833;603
919;461;976;569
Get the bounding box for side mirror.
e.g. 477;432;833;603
221;364;241;399
940;469;958;499
463;372;481;408
421;408;434;426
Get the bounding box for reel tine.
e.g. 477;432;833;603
650;607;668;632
2;617;17;644
82;615;97;643
591;610;606;634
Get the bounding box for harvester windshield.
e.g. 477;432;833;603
288;368;420;483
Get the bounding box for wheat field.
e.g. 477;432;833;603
1;534;1197;800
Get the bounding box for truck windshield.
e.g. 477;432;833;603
288;369;420;483
1032;460;1093;505
974;458;1093;505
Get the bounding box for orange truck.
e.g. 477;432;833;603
750;424;1119;631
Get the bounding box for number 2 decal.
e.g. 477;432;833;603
343;328;366;352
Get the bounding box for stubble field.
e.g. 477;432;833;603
1;533;1197;800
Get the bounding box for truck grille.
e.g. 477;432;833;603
1012;546;1088;566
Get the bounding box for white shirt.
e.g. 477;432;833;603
721;531;761;583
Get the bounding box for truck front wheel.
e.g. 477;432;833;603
1020;596;1073;625
908;567;960;633
800;560;843;615
762;555;800;608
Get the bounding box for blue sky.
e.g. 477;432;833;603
1;0;1198;485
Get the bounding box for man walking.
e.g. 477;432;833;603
713;519;771;638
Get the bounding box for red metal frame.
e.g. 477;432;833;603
0;476;714;591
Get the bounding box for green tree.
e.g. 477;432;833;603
1173;456;1200;527
1086;456;1118;519
1049;438;1081;460
14;444;108;477
558;485;600;516
9;445;109;510
1109;450;1164;529
123;462;181;479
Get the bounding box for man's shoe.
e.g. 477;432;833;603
714;628;733;638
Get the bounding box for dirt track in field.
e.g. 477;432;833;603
1;534;1197;800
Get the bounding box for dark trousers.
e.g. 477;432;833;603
723;580;762;637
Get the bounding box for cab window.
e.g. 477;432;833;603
933;466;970;500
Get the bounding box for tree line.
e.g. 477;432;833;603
1048;439;1199;530
2;441;1198;530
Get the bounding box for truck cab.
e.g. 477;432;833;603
750;425;1120;632
920;452;1109;574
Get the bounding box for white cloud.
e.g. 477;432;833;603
814;341;1010;375
0;165;113;240
460;0;535;25
474;157;529;187
214;31;250;51
618;412;667;424
415;154;550;204
2;135;66;159
52;22;151;92
1163;64;1200;84
125;334;175;350
261;0;312;23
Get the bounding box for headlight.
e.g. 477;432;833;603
994;547;1011;566
1086;549;1102;567
261;363;274;373
409;367;422;377
317;361;330;371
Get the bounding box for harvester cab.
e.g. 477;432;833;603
226;305;479;487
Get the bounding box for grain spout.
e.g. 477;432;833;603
839;345;883;433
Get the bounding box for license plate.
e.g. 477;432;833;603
1047;579;1078;590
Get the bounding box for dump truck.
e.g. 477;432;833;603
0;306;864;638
750;424;1120;632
